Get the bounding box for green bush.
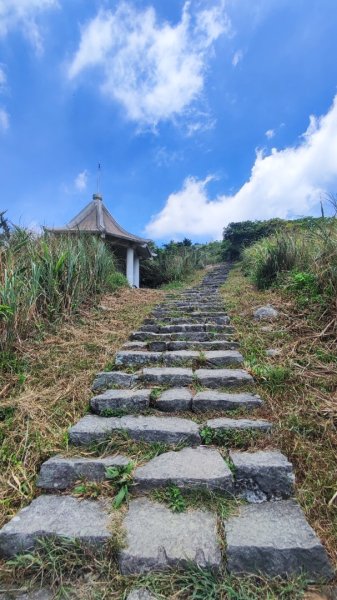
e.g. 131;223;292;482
107;271;129;292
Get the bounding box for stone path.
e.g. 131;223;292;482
0;265;334;591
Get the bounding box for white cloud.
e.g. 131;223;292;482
265;128;275;139
0;107;9;131
232;49;243;67
0;0;58;54
68;1;229;127
74;170;88;192
0;65;7;90
145;96;337;240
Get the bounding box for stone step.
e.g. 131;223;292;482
90;389;151;414
131;331;236;342
37;454;129;490
229;450;295;501
195;368;254;388
119;498;221;574
150;340;240;351
225;500;334;580
155;388;192;412
115;350;244;368
141;367;193;386
92;371;138;393
145;316;230;325
133;447;233;492
206;417;272;433
0;495;111;558
192;391;262;412
155;324;231;334
69;414;201;446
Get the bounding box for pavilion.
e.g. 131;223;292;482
45;193;152;287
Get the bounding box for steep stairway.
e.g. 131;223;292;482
0;265;334;588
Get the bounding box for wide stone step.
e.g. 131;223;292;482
133;447;233;492
141;367;193;386
229;450;294;501
157;324;230;334
0;495;111;558
115;350;244;368
206;417;272;433
131;331;235;342
145;316;230;325
91;389;150;414
119;498;221;574
155;387;192;412
37;454;129;490
156;340;240;351
225;500;334;580
192;391;262;412
195;368;254;388
69;414;201;446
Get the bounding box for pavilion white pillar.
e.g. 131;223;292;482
133;255;140;288
126;247;134;286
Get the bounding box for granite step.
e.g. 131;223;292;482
115;350;244;368
0;495;112;558
37;454;130;490
229;450;295;501
119;498;221;574
155;387;192;412
69;414;201;446
131;331;236;342
133;447;233;492
195;368;254;388
158;340;240;351
90;389;151;414
192;391;262;412
92;371;138;393
225;500;334;580
206;417;272;434
141;367;193;387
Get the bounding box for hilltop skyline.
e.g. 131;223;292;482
1;0;337;241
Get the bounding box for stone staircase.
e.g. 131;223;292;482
0;265;334;589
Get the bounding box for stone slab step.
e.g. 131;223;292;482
134;447;233;492
145;316;230;325
127;590;156;600
131;331;235;342
119;498;221;574
141;367;193;386
91;389;150;414
192;391;262;412
158;324;230;334
155;388;192;412
37;454;129;490
0;495;111;558
69;414;201;446
206;417;272;433
195;368;254;388
165;340;240;351
224;500;334;580
229;450;294;501
115;350;244;368
92;371;137;393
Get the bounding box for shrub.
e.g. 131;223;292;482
107;271;129;292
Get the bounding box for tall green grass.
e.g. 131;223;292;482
0;230;126;351
242;218;337;314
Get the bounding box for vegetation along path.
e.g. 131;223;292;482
0;265;335;599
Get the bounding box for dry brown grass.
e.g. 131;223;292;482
0;287;163;528
221;266;337;570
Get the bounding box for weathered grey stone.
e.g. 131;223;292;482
90;389;150;414
162;350;199;366
230;450;294;501
92;371;137;392
195;369;254;388
225;500;334;580
115;351;162;367
119;498;221;573
139;325;159;333
266;348;282;357
253;305;278;320
0;495;111;558
168;340;239;351
134;447;233;492
201;350;244;367
148;341;167;352
142;367;193;387
159;324;205;333
126;590;156;600
207;417;272;433
69;414;201;446
122;341;147;350
193;391;262;413
37;454;129;490
155;387;192;412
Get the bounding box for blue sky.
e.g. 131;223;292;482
1;0;337;242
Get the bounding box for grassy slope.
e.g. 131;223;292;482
221;266;337;574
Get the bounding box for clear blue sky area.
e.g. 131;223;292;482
1;0;337;242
